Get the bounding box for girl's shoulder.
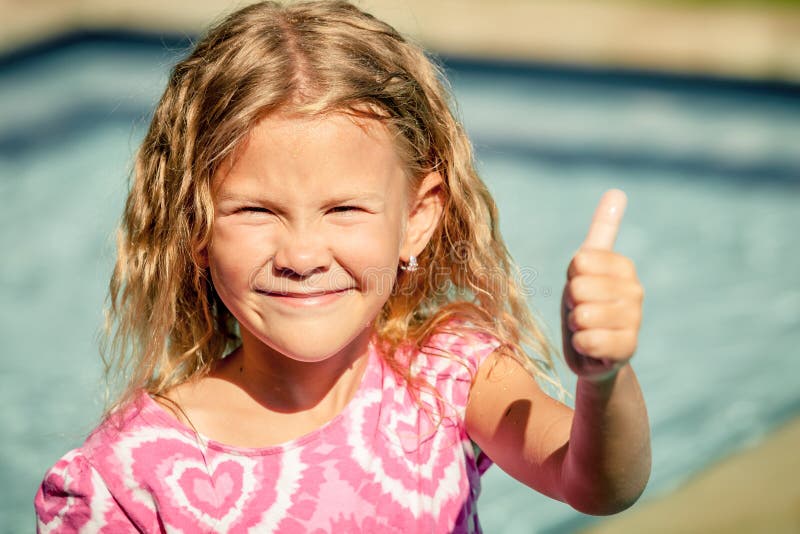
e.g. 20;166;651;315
414;321;504;378
36;391;207;532
82;391;192;453
389;321;504;413
43;391;201;489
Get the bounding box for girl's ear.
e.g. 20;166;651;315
400;171;445;261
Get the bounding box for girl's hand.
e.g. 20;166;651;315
561;189;643;382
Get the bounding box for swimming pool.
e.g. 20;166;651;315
2;32;799;533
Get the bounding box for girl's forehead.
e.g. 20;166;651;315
214;112;411;198
250;112;395;150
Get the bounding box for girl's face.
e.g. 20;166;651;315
208;113;418;363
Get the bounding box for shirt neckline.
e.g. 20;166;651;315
138;341;380;457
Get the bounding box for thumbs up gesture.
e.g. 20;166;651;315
561;190;643;382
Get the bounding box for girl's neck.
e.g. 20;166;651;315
217;327;373;414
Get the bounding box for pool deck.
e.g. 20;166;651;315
581;415;800;534
2;0;800;82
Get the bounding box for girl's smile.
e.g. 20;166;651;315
258;287;354;309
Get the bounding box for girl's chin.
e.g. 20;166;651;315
247;324;375;364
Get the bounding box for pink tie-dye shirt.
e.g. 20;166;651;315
35;329;502;533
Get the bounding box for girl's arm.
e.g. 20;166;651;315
465;189;651;515
465;353;650;515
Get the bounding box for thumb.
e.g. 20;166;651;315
581;189;627;251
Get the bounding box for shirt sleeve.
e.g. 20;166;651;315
35;449;137;534
418;326;503;477
419;326;504;417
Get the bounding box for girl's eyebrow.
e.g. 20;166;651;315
322;192;386;206
216;192;264;203
216;191;387;205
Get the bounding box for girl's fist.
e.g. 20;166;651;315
561;190;643;382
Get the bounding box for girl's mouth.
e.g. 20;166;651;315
259;288;353;307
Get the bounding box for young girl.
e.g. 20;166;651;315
35;1;650;532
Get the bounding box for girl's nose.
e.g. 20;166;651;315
271;228;332;278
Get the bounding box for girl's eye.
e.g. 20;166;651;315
329;205;360;214
237;206;271;214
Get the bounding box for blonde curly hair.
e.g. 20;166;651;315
104;0;562;415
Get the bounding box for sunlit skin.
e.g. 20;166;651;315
164;112;650;514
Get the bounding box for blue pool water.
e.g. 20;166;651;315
2;33;799;533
